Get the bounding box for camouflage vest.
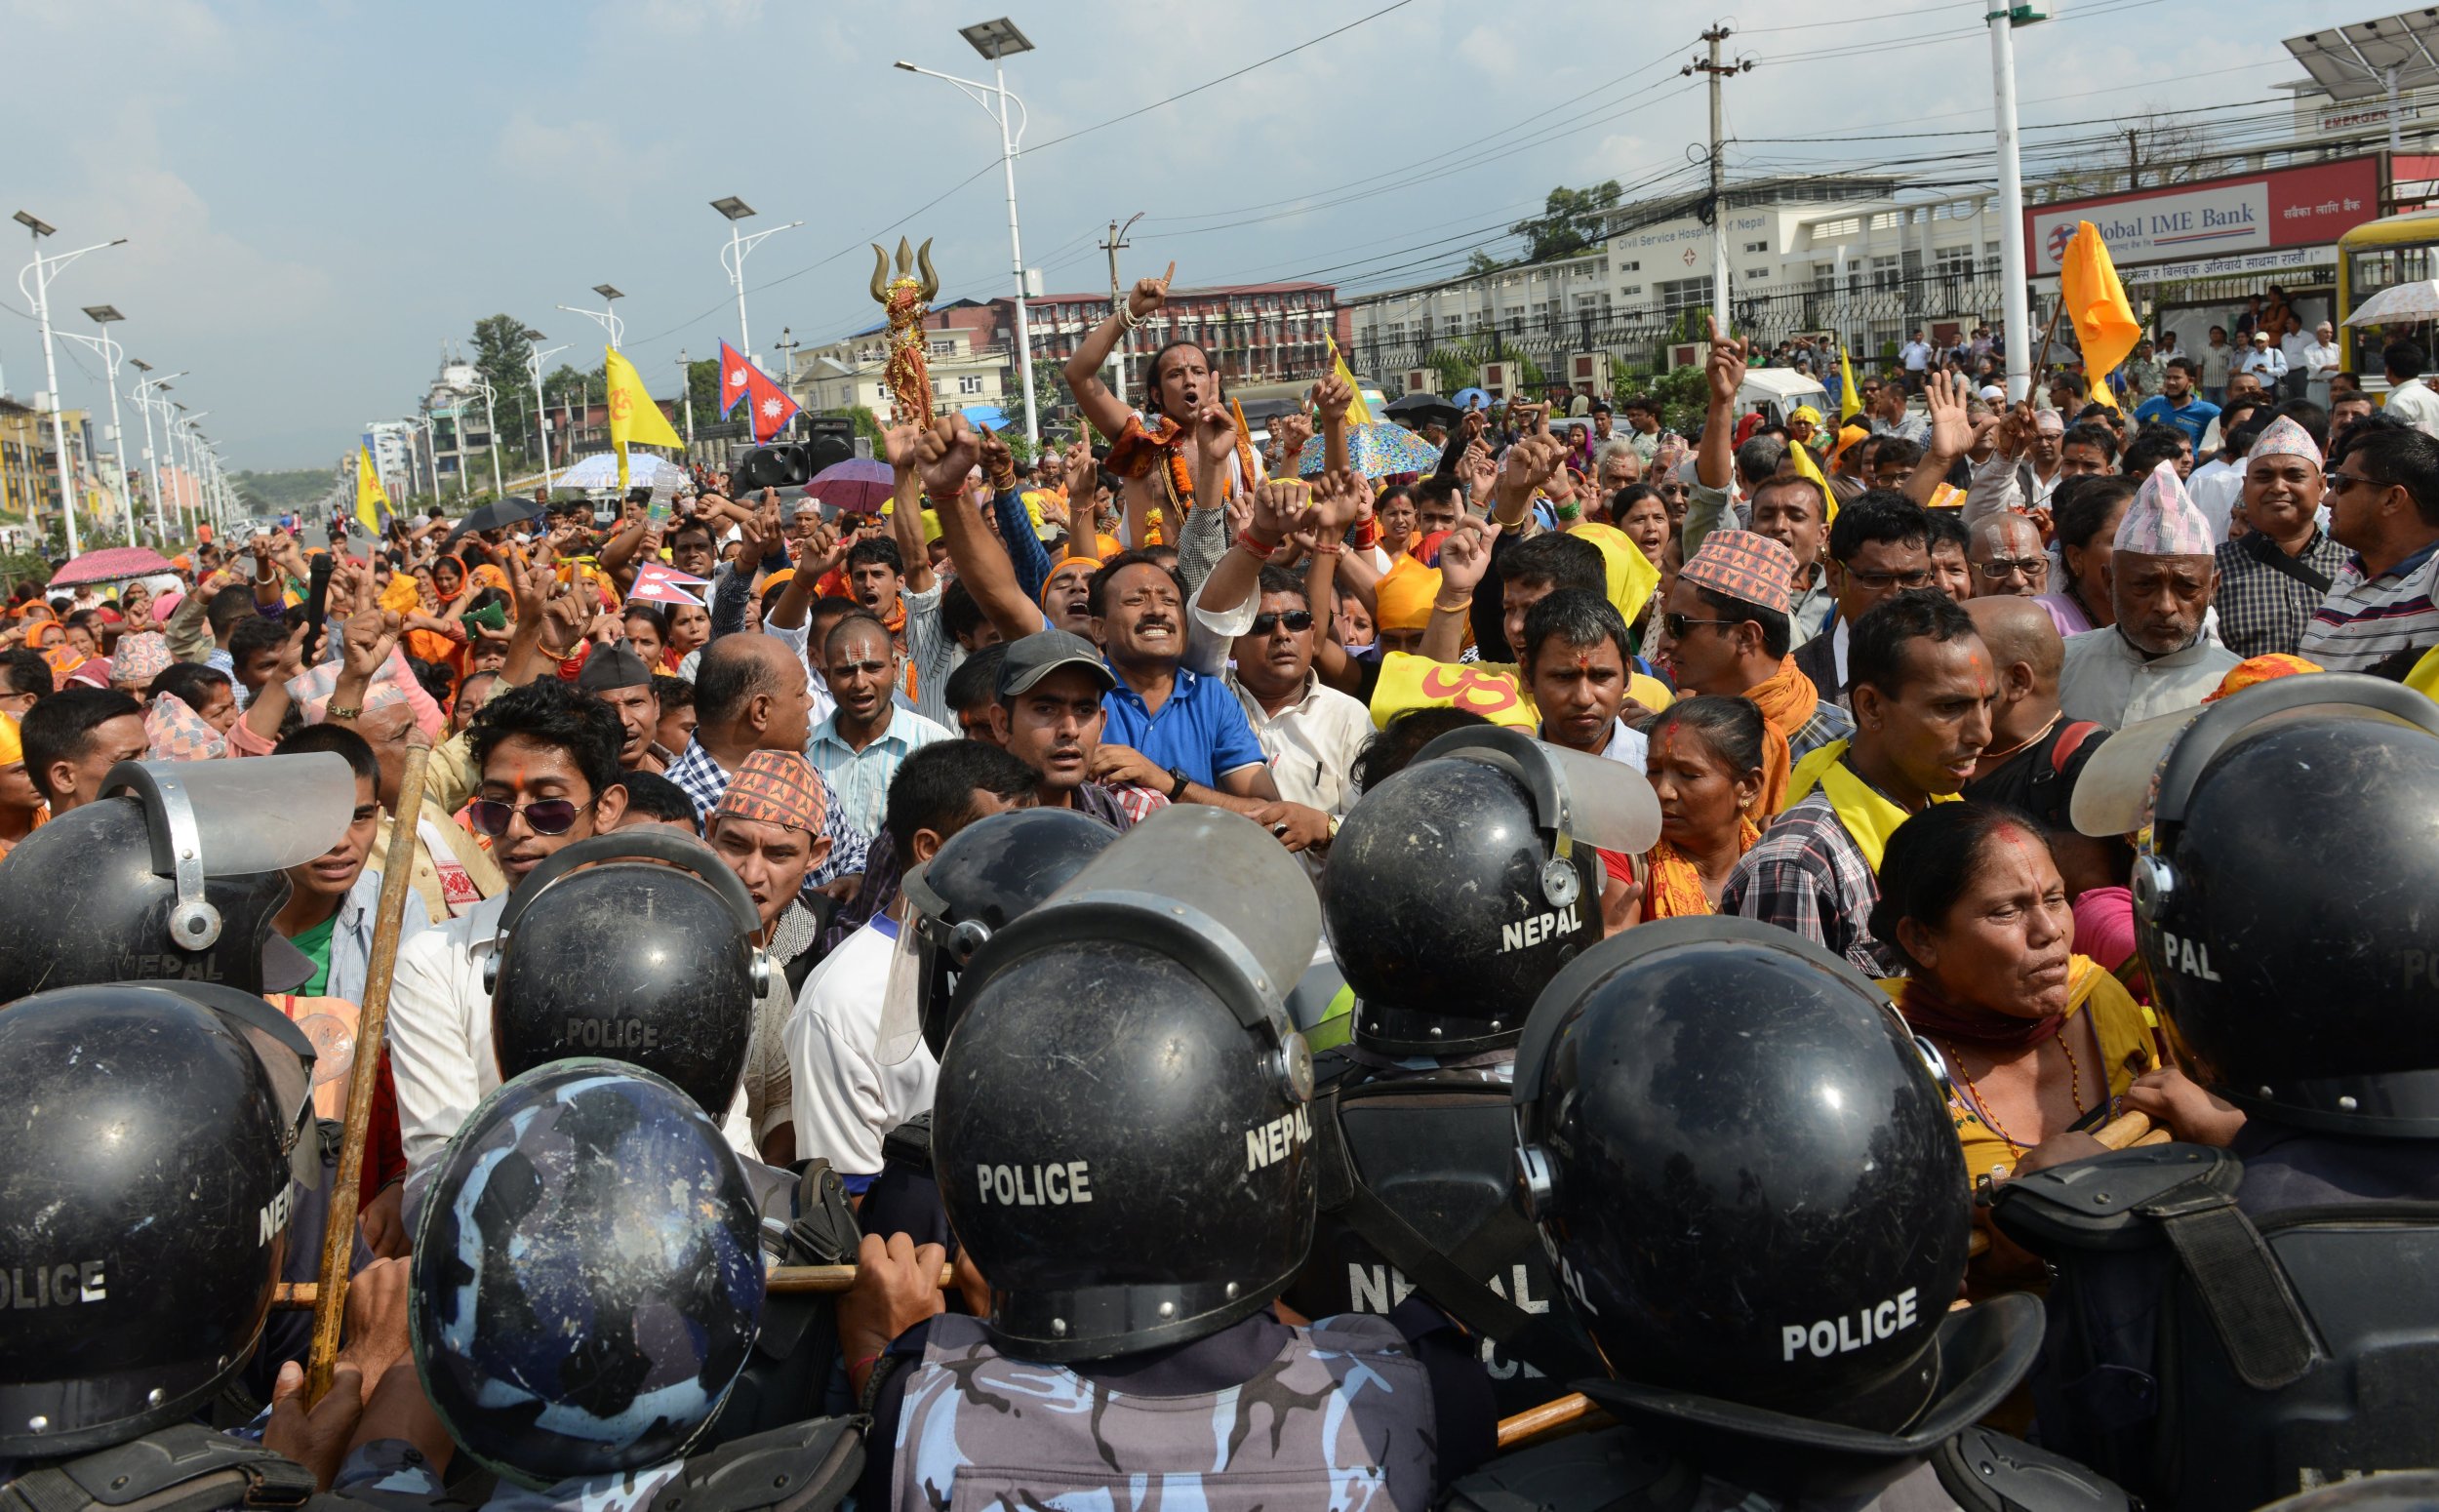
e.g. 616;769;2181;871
890;1311;1437;1511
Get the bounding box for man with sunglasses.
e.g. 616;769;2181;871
2301;423;2439;673
387;679;632;1168
1790;492;1935;710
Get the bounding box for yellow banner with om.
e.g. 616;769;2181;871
1367;652;1539;732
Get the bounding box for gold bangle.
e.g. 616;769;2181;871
1432;596;1472;614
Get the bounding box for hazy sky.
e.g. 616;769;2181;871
0;0;2381;468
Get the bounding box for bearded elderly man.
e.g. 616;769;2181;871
2059;460;2240;726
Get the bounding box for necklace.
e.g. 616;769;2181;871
1979;708;2064;764
1941;1029;2083;1158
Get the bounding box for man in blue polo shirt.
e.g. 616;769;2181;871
2131;356;2219;448
1083;550;1279;807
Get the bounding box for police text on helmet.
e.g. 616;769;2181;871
2;1260;106;1308
565;1016;661;1050
1781;1287;1919;1362
975;1162;1094;1206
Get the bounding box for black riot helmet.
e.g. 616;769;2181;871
412;1060;765;1489
0;755;356;1002
1324;725;1658;1054
1513;918;2034;1500
2072;673;2439;1136
486;830;767;1118
885;806;1119;1062
0;981;320;1458
935;807;1320;1363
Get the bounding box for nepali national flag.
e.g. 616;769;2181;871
629;561;710;609
718;340;754;419
744;361;800;443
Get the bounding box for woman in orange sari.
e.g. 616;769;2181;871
1640;696;1764;918
401;554;474;667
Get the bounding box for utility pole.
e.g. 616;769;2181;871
2127;129;2140;190
1988;1;2046;405
677;349;696;449
1100;212;1144;406
1684;28;1753;339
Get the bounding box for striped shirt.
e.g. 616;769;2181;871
1719;788;1900;977
2299;539;2439;673
2213;530;2347;659
807;704;953;841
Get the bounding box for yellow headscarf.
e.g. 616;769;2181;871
1374;559;1444;633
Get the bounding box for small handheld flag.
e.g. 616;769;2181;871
744;363;800;443
2059;221;2142;413
629;561;710;608
1327;336;1374;426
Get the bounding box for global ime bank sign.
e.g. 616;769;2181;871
2024;155;2383;277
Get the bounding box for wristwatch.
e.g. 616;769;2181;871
1166;766;1191;801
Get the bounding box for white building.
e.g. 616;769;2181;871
1351;177;2014;382
362;419;420;501
789;324;1010;420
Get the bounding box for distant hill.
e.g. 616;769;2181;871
233;468;340;514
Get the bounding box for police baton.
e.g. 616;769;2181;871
303;729;434;1406
275;1262;959;1309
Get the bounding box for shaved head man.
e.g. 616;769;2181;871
1968;514;2049;599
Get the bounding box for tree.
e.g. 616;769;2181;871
1464;249;1504;276
469;315;535;457
2036;110;2201;200
685;358;721;430
1509;181;1623;265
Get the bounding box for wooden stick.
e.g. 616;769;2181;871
303;732;434;1405
1496;1392;1605;1450
276;1262;960;1310
2092;1109;2153;1150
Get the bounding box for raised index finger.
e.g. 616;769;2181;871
1160;260;1176;287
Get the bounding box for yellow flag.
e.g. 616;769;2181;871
354;445;387;534
1838;345;1862;422
1784;428;1839;524
2059;221;2142;412
605;346;685;490
1570;521;1664;626
1327;335;1374;426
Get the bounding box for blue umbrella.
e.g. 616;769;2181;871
962;404;1011;430
1452;387;1491;411
1294;420;1444;480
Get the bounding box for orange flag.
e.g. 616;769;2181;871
2059;221;2141;411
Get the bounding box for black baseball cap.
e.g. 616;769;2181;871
996;629;1115;698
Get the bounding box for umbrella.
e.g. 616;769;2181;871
445;497;544;543
961;404;1011;430
552;452;690;492
1451;387;1491;412
804;458;895;513
2343;278;2439;327
1295;420;1445;480
1382;393;1461;431
48;546;176;588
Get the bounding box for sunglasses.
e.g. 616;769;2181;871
1977;557;2048;579
1249;609;1315;635
1662;613;1739;639
1847;568;1937;591
467;796;593;838
2325;469;2387;495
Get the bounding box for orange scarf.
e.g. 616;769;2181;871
1740;655;1821;815
1643;818;1760;920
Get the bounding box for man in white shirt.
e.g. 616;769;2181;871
784;739;1040;1192
1899;330;1935;394
2238;331;2288;391
2302;321;2342;407
2059;461;2239;727
2377;338;2439;441
386;679;634;1169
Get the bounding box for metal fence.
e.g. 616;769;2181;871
1351;269;2016;382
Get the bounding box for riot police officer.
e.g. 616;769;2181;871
483;830;860;1446
0;754;358;1002
0;754;362;1414
841;806;1497;1510
856;806;1118;1247
334;1060;862;1511
0;982;335;1507
1994;673;2439;1510
1289;725;1657;1411
1451;917;2126;1510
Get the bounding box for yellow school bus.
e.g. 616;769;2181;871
2337;208;2439;378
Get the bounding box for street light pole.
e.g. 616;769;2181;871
60;306;131;539
1988;1;2043;404
557;285;625;351
525;331;566;492
710;198;803;360
130;361;180;544
896;18;1041;445
677;349;696;449
16;212;126;555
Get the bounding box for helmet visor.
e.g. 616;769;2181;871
168;984;324;1192
109;752;361;876
874;913;939;1067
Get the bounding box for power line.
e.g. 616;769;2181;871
1025;0;1419;156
